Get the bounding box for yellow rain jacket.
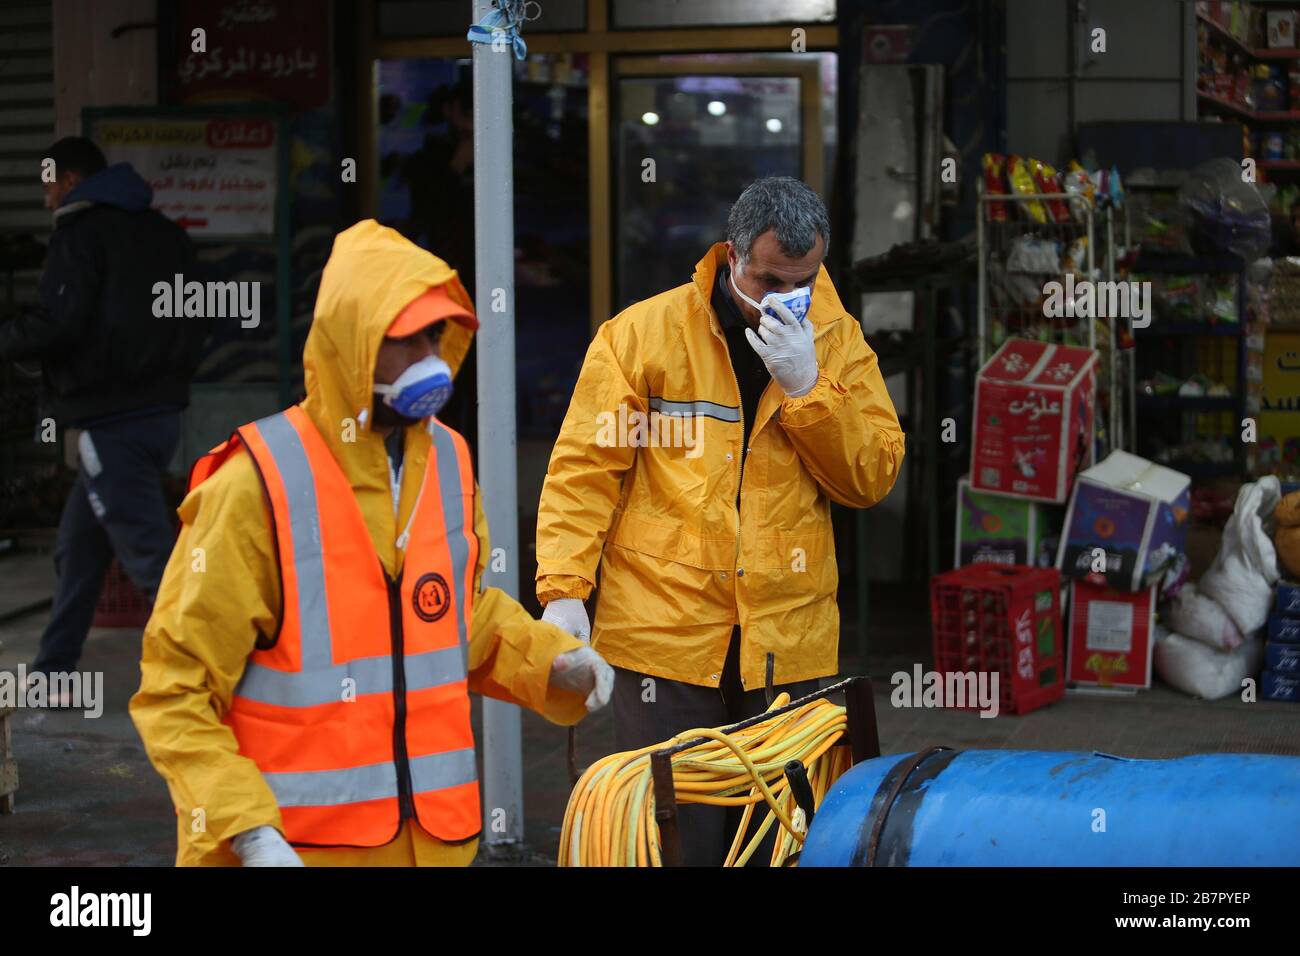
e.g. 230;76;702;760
130;220;589;867
536;243;904;690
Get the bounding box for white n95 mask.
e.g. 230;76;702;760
730;269;812;323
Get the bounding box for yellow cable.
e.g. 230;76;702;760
559;694;852;867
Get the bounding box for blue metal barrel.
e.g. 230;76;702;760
801;749;1300;866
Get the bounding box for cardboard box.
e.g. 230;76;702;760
1067;580;1156;689
1265;641;1300;673
1057;451;1191;592
1268;10;1297;48
1262;669;1300;702
1268;613;1300;644
954;478;1065;568
970;338;1098;503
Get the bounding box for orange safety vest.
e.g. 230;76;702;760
189;405;482;848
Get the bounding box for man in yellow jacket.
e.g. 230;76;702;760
536;177;904;864
131;220;612;866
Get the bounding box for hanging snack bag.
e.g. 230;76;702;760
984;152;1009;221
1007;154;1048;223
1031;159;1071;223
1064;161;1095;221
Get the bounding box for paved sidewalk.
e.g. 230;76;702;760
2;549;1297;866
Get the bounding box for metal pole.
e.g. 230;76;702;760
472;0;523;849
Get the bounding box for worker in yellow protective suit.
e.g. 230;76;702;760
536;177;904;864
130;220;612;866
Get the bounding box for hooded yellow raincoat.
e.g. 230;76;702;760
130;221;589;867
536;243;904;690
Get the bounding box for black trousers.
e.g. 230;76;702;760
32;412;180;674
612;627;822;866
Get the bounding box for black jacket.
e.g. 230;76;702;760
0;163;207;427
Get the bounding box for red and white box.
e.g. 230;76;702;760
1067;579;1156;690
970;338;1097;503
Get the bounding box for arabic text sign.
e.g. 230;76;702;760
169;0;330;110
96;117;277;239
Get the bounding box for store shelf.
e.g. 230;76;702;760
1198;12;1255;56
1133;321;1241;337
1197;91;1257;121
1255;110;1300;121
1261;160;1300;170
1198;13;1300;61
1131;252;1246;273
1136;394;1237;412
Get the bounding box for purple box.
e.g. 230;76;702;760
1058;452;1191;592
1269;614;1300;644
1277;579;1300;616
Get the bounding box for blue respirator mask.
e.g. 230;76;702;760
373;355;454;420
730;269;812;323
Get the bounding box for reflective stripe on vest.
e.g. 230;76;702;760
264;749;478;809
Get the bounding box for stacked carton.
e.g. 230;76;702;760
1056;451;1191;690
957;339;1097;570
1264;582;1300;701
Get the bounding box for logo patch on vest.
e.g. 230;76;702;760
413;572;451;623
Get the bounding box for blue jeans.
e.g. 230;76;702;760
31;411;180;674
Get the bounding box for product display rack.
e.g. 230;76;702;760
1130;250;1249;479
976;184;1131;461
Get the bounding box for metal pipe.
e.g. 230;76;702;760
473;0;523;848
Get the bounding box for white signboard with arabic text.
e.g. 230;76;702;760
93;115;278;239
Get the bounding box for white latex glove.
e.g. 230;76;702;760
744;297;819;398
549;645;614;713
232;825;305;867
542;597;590;643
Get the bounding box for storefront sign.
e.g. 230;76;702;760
95;116;278;238
167;0;330;111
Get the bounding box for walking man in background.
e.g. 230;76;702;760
0;137;204;688
535;177;905;864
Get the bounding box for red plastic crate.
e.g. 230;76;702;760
92;560;153;628
929;563;1064;715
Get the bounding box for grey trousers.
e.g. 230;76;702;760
612;627;822;866
32;411;180;674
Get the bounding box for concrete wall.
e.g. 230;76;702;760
1006;0;1191;163
52;0;157;137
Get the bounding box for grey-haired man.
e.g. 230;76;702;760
536;176;905;864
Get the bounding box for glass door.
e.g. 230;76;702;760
611;53;836;310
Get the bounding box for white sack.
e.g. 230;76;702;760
1200;477;1282;636
1165;582;1245;651
1154;629;1264;700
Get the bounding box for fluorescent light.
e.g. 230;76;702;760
641;111;660;125
707;100;727;116
766;118;783;133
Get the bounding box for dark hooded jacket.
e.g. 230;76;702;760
0;163;205;426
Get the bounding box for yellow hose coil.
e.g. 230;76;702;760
559;693;851;867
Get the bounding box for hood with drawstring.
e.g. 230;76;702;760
298;218;477;577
